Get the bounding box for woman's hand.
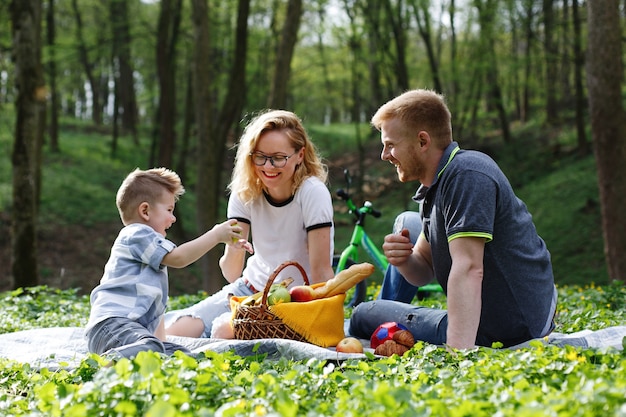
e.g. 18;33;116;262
229;238;254;254
220;221;251;283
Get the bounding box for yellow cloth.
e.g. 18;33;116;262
270;292;346;348
230;283;346;348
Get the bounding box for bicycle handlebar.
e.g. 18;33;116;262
363;201;382;218
336;188;349;200
336;188;382;223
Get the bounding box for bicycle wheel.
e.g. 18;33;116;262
332;255;367;308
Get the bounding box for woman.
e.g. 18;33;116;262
165;110;335;338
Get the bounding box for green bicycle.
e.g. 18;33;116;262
333;169;442;307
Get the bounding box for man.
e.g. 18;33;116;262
377;211;422;302
349;89;557;349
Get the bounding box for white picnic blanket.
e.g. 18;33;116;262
0;326;370;370
0;324;624;370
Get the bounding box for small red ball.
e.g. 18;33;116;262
370;321;409;349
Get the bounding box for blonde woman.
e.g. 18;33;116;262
165;110;335;338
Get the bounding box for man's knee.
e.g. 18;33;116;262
393;211;422;240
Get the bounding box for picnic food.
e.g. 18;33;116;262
335;337;364;353
289;285;316;302
267;285;291;305
240;278;294;306
392;329;415;347
374;339;410;356
370;321;409;349
289;262;375;302
314;262;375;298
374;329;416;357
231;221;240;243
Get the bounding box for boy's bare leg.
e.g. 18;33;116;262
166;316;205;338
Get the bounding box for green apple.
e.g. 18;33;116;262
267;286;291;305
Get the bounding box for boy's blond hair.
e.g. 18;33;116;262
116;168;185;224
229;109;328;204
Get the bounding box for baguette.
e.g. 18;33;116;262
313;262;375;299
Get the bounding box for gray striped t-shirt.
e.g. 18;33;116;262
86;223;176;334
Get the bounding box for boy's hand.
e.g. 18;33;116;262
213;219;244;243
217;220;254;254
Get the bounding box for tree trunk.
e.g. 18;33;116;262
344;0;365;194
213;0;249;143
506;1;521;122
111;82;119;158
176;68;194;193
475;0;510;143
382;0;409;92
448;0;459;116
559;0;572;109
110;0;138;143
521;0;534;124
543;0;559;126
410;0;443;93
156;0;183;168
572;0;589;156
314;2;335;123
192;0;250;293
71;0;103;126
191;0;215;292
46;0;59;153
586;0;626;283
359;0;386;118
267;0;302;109
10;0;44;289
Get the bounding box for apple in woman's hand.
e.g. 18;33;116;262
335;337;364;353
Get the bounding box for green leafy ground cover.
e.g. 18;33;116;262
1;285;624;416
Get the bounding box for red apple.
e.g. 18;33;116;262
289;285;316;302
335;337;364;354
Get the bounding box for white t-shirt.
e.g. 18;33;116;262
227;176;334;289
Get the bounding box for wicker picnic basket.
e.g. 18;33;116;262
232;260;310;342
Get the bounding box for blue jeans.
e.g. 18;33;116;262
377;211;421;303
351;211;451;346
349;300;449;345
86;317;192;359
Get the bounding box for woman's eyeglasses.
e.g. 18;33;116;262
250;152;296;168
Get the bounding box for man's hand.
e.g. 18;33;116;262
382;228;414;266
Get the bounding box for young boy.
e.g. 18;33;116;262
85;167;252;359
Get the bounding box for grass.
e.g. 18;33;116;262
517;155;607;286
0;285;624;416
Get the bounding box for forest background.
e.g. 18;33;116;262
1;0;625;296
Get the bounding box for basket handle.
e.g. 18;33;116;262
259;260;309;311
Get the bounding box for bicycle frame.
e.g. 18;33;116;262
334;202;388;275
334;170;442;306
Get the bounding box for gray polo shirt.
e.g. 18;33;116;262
415;142;556;346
